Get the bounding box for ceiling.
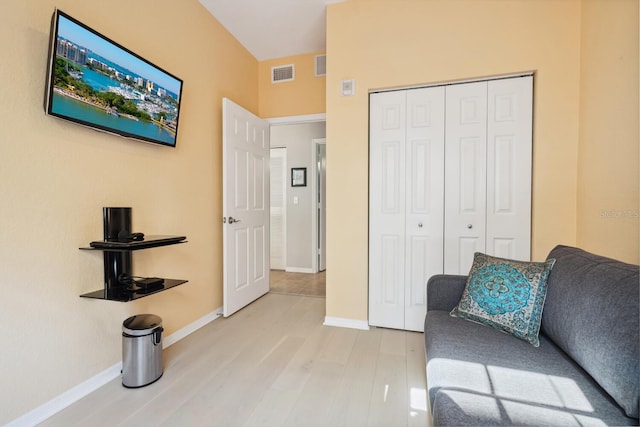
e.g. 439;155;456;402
198;0;343;61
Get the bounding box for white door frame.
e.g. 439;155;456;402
311;138;326;273
267;113;326;126
268;114;327;274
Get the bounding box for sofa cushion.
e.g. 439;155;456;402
542;245;639;419
450;252;555;346
432;389;628;427
425;310;637;426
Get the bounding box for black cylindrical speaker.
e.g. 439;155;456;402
102;207;133;288
103;207;132;241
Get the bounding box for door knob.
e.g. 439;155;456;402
229;216;241;224
418;222;423;228
467;224;473;229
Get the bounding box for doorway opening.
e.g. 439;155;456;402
268;118;326;297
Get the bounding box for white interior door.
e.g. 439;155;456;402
223;98;270;317
444;81;488;275
270;147;286;270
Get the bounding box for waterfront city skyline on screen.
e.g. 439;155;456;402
56;13;181;95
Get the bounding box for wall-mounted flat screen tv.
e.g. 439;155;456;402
44;9;183;147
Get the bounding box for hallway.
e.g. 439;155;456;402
269;270;326;297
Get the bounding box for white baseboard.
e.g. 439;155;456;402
323;316;370;330
6;363;124;427
285;267;314;274
163;309;222;348
7;307;223;427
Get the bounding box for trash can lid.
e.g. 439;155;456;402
123;314;162;336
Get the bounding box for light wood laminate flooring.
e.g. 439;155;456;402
40;293;429;426
269;270;326;297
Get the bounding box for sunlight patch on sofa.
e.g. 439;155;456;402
487;365;594;412
502;399;606;426
439;390;606;427
428;358;493;394
438;390;503;422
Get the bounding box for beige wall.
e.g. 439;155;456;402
259;52;326;118
4;0;638;422
0;0;257;422
325;0;583;321
577;0;639;264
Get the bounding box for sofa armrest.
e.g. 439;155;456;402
427;274;467;312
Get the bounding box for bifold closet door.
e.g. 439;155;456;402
443;81;488;274
444;76;533;274
404;88;445;330
369;75;532;331
485;76;532;261
369;87;445;332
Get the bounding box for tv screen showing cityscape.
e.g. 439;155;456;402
44;10;183;147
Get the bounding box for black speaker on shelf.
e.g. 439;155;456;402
103;207;132;241
103;207;132;289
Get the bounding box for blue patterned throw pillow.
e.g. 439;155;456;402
450;253;556;347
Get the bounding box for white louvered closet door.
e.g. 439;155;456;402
369;87;445;332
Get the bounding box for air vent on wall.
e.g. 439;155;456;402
272;64;295;83
315;54;326;77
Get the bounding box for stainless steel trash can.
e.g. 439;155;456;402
122;314;163;388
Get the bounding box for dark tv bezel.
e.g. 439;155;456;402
44;9;184;148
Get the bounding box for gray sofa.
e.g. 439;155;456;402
424;245;639;426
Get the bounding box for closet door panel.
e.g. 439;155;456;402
444;81;488;275
405;87;445;332
459;137;484;213
456;236;482;272
407;235;428;304
381;142;403;213
380;234;403;301
369;91;406;329
487;76;532;261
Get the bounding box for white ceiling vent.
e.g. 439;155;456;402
315;54;326;77
272;64;295;83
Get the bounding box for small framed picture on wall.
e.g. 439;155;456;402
291;167;307;187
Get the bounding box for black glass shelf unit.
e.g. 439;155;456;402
79;235;187;252
80;207;188;302
80;279;188;302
